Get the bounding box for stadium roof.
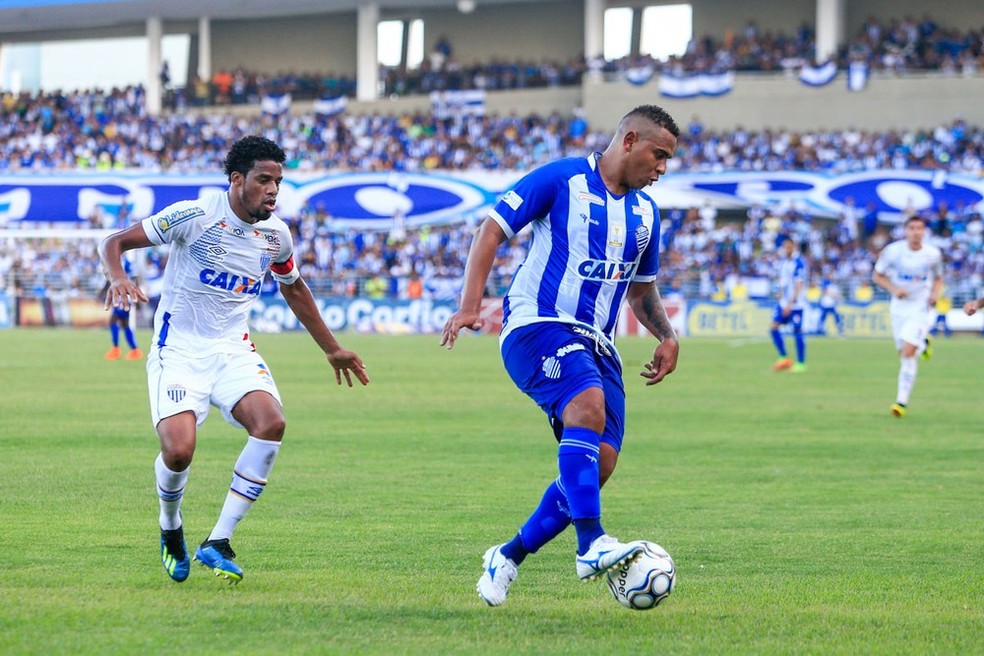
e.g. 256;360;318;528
0;0;539;38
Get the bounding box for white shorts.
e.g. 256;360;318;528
891;310;930;352
146;348;282;429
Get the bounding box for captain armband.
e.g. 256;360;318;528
270;255;301;285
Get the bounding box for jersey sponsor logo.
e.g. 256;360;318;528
556;342;586;357
158;207;205;233
501;190;523;210
631;203;653;218
199;268;262;295
577;191;605;206
577;259;638;281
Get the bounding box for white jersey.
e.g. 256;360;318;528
873;240;943;316
775;254;807;311
141;191;300;355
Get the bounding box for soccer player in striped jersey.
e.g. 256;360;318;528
770;235;808;372
441;105;681;606
872;215;943;417
99;136;369;584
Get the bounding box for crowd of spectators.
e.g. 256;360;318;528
158;13;984;106
2;85;983;175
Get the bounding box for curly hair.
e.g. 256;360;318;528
622;105;681;138
223;135;286;180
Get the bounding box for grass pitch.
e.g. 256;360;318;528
1;329;981;655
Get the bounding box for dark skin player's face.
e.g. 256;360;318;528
229;160;283;223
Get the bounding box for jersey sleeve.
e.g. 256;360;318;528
488;162;563;239
633;203;662;283
142;200;207;246
270;225;301;285
873;244;893;275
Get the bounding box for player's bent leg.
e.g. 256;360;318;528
477;545;518;606
194;538;243;584
160;526;190;582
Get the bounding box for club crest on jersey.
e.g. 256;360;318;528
166;385;186;403
259;253;272;271
158;207;205;233
199;269;261;294
631;204;653;218
577;259;637;281
635;224;650;251
501;190;524;210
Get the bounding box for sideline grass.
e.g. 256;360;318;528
1;329;981;655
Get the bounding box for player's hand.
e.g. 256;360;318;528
640;337;679;387
327;349;369;387
894;288;909;299
104;278;148;311
440;310;482;350
965;301;979;316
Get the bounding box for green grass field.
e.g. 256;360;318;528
1;329;981;655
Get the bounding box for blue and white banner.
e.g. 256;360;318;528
658;71;734;99
0;290;10;329
312;95;348;117
625;65;656;86
260;92;292;116
250;296;454;334
847;60;869;92
2;169;982;226
429;89;486;118
0;172;495;229
798;61;837;87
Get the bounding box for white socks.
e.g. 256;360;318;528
896;356;917;406
155;453;189;531
207;436;281;542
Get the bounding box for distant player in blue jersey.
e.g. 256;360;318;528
770;235;807;372
440;105;681;606
102;257;143;360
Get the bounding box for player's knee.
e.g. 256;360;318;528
161;441;194;471
561;390;606;434
251;415;286;441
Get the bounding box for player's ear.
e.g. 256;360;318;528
623;130;638;152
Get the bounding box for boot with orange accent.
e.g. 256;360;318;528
126;348;144;360
772;357;792;372
104;346;121;360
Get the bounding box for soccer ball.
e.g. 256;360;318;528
606;541;675;610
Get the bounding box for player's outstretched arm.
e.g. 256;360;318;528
279;277;369;387
98;223;152;311
627;281;679;386
965;297;984;316
440;217;508;350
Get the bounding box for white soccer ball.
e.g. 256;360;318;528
606;541;675;610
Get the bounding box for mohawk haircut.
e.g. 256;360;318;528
622;105;681;138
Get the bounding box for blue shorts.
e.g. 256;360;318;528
501;322;625;452
772;306;803;330
111;307;130;321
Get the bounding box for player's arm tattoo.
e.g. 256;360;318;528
631;284;677;342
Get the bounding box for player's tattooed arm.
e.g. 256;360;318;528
629;282;677;343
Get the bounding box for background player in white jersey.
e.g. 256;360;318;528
770;235;808;372
872;215;943;417
441;105;680;606
99;136;369;584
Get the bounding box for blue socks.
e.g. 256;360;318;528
794;330;806;364
124;326;137;349
110;323;120;347
558;426;604;555
503;478;572;565
770;328;786;357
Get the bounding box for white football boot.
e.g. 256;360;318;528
476;544;518;606
575;535;644;581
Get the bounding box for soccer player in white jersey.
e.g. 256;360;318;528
99;136;369;584
441;105;681;606
872;215;943;417
770;235;808;372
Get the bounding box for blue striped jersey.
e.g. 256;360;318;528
489;153;662;348
776;254;807;310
